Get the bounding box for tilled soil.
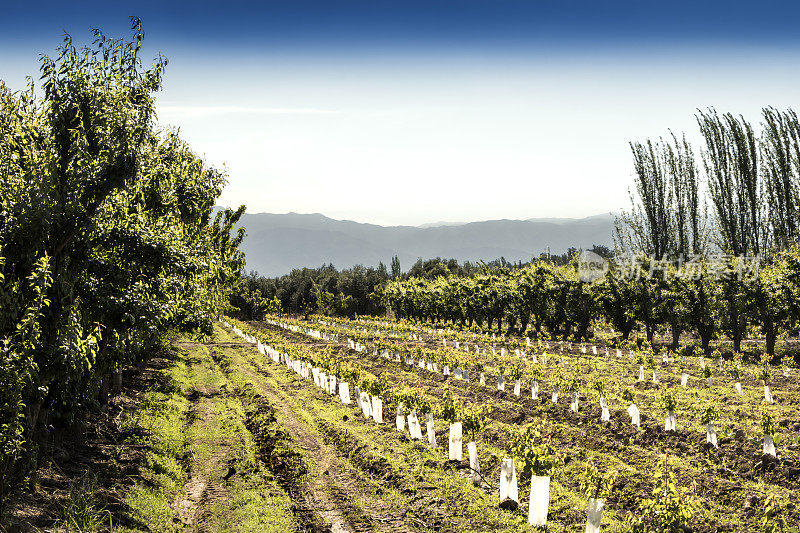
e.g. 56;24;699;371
248;319;800;532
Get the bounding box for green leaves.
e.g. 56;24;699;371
579;460;616;501
462;404;487;442
699;405;718;425
439;390;458;424
761;410;774;437
506;420;563;478
632;462;699;532
762;492;788;533
660;390;677;412
0;21;245;505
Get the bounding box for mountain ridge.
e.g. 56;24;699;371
226;210;616;276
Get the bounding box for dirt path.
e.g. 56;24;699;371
173;388;231;531
194;326;413;533
218;345;409;532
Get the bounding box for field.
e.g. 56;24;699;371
222;314;800;532
11;315;799;532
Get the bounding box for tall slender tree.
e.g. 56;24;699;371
697;108;765;256
761;107;800;252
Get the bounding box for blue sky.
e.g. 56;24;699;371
3;1;800;225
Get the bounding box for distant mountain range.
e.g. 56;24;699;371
231;211;616;277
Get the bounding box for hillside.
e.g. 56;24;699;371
234;211;616;276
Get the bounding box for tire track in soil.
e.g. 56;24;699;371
207;340;411;533
173;384;231;531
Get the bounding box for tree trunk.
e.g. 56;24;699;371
766;326;776;356
518;316;529;337
671;323;681;351
701;332;711;354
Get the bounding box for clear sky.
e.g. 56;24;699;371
3;1;800;226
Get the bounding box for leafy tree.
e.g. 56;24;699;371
762;107;800;252
697;108;766;256
0;19;244;510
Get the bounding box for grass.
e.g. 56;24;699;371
52;475;113;532
117;334;299;533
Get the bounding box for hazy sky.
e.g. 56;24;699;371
3;1;800;226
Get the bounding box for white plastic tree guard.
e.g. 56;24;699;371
706;422;718;447
443;365;450;376
329;375;337;395
528;475;549;527
681;373;689;387
764;434;776;456
551;387;559;403
628;403;640;427
665;410;676;432
499;458;518;504
652;369;659;383
584;498;604;533
735;382;743;395
354;386;362;409
571;392;579;412
426;413;436;448
467;441;480;485
396;404;405;432
638;366;645;382
360;391;371;419
339;382;351;405
497;375;505;391
765;386;774;403
480;373;486;386
600;397;610;422
531;381;539;400
448;422;463;461
514;379;521;396
372;396;383;424
407;411;422;440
